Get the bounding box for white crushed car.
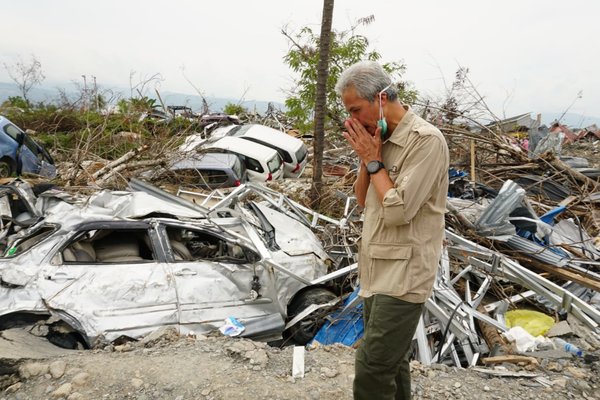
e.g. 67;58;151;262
0;182;348;348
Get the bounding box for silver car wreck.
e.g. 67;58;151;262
0;183;345;348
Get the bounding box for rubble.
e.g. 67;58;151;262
1;107;600;398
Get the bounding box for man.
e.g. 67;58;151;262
335;61;449;400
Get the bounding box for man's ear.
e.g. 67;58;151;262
380;92;388;105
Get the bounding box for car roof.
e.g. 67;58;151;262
41;191;209;229
0;115;15;130
242;125;304;150
209;136;279;161
171;152;240;170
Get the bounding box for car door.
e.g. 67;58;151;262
36;223;178;345
159;222;284;339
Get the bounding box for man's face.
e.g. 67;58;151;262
341;86;379;135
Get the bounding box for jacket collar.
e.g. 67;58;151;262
385;104;415;148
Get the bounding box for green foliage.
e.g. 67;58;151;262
3;105;87;133
283;22;418;134
223;102;248;116
2;96;29;109
117;96;157;114
36;132;75;150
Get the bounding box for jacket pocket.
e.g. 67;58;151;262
367;243;412;296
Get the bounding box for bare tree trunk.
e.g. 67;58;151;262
310;0;334;209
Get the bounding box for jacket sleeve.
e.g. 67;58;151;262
381;134;447;226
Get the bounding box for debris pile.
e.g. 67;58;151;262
407;123;600;367
1;108;600;399
296;120;600;374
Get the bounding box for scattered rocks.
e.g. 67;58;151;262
138;326;180;347
5;382;22;393
1;334;598;400
49;360;67;379
130;378;144;389
51;383;72;398
70;372;90;386
566;366;588;379
19;362;48;379
320;367;339;378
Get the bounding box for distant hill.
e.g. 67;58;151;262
0;81;281;114
0;81;61;104
3;82;598;128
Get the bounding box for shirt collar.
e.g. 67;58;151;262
384;104;415;147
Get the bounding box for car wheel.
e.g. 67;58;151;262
0;161;13;178
287;288;337;345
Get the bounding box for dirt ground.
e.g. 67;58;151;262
2;328;600;400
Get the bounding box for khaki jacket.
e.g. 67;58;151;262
358;106;449;303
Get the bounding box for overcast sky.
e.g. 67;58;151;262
1;0;598;122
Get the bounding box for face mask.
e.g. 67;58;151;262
378;83;392;138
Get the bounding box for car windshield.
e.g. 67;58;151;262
3;123;22;141
267;155;282;173
232;157;244;178
295;145;307;163
229;125;253;137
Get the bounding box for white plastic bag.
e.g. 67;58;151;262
219;316;245;336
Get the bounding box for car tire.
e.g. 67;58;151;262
287;287;337;345
0;160;13;178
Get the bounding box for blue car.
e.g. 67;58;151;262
0;115;56;178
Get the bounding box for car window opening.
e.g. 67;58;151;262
245;157;264;173
3;225;56;257
171;168;229;187
166;227;248;263
62;229;155;263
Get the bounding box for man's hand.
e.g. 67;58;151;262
342;118;382;163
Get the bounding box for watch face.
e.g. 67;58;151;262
367;161;383;174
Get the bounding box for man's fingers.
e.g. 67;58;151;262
374;126;382;145
343;131;356;147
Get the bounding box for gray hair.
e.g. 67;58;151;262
335;61;397;102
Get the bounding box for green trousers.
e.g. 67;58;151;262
354;294;424;400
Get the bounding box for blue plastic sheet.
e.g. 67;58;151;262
312;287;364;346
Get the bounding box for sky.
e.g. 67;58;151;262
1;0;599;124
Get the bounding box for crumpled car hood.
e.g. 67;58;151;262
253;202;329;261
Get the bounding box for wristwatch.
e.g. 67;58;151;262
366;160;385;175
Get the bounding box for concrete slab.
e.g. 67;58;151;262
0;328;73;375
546;320;573;337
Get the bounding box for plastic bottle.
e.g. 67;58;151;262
553;337;583;357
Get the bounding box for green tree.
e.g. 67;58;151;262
117;96;157;114
2;96;29;109
223;102;248;116
283;16;417;134
2;54;45;105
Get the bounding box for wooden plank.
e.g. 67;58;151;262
482;355;539;366
558;195;579;208
526;260;600;292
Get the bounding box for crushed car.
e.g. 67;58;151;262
209;124;308;178
0;116;57;178
144;152;249;190
0;180;350;349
